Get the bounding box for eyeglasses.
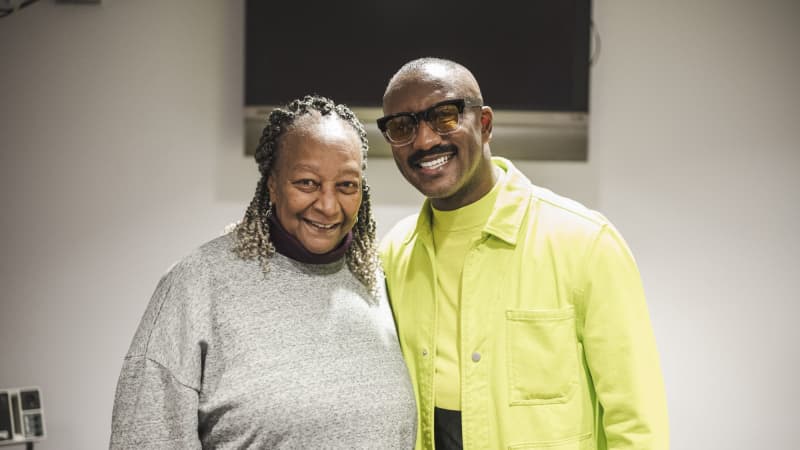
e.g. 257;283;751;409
376;98;483;146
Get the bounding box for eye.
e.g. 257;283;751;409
432;105;460;130
338;180;360;195
293;179;319;192
387;115;415;135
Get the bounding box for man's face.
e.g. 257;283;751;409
382;77;493;211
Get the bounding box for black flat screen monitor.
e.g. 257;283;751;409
244;0;592;160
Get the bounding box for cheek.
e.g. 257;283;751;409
392;148;411;167
275;194;306;218
344;196;362;220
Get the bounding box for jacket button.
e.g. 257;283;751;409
472;352;481;362
422;349;428;357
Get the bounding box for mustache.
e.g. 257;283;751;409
408;144;458;166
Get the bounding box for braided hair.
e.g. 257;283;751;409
232;95;379;295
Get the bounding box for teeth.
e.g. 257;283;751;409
308;220;336;230
419;154;451;169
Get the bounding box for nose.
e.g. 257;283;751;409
412;119;442;151
314;185;338;217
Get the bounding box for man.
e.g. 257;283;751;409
377;57;669;449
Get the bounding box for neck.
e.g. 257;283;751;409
431;158;500;211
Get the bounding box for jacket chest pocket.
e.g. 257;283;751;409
505;306;580;405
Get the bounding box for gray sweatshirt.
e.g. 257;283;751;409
110;233;417;449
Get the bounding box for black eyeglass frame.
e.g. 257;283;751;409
376;98;483;145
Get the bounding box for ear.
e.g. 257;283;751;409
479;106;493;143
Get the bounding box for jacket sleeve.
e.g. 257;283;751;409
109;264;204;449
579;224;669;449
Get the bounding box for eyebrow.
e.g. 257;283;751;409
290;163;361;177
290;163;320;172
391;98;463;116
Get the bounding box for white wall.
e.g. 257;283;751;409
0;2;248;449
0;1;797;449
591;3;800;449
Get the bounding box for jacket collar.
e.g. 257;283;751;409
407;157;532;247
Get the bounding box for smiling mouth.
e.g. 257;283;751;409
304;219;339;230
410;145;457;171
417;154;453;169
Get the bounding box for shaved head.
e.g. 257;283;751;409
383;57;483;106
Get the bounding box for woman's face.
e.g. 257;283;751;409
267;115;363;254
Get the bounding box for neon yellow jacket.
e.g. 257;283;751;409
380;158;669;449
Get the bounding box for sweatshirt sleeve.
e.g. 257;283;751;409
109;357;201;449
579;224;670;450
110;262;205;449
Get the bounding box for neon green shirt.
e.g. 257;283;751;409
431;172;502;410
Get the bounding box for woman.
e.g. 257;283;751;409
110;95;417;449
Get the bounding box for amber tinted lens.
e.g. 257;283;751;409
385;115;416;143
430;104;461;133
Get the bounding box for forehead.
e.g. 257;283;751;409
383;70;467;115
277;114;362;170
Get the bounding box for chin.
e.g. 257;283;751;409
418;182;459;200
